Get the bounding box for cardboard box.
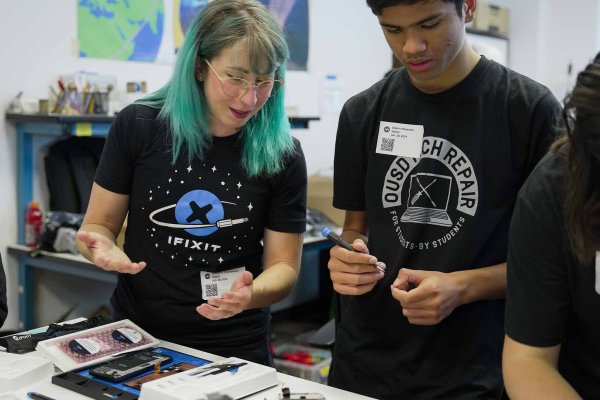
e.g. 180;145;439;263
472;3;509;36
307;175;345;227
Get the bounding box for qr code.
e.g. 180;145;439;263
380;138;395;152
204;284;218;297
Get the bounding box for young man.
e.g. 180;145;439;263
328;0;562;398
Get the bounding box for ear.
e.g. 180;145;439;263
463;0;477;23
195;57;205;81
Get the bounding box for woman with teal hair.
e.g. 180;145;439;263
76;0;307;365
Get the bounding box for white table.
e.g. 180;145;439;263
0;340;374;400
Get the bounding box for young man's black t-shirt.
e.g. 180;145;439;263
332;57;562;399
94;104;307;364
506;152;600;399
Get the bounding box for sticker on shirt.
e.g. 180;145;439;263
201;267;246;300
595;251;600;295
376;121;424;158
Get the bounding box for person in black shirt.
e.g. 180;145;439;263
327;0;562;398
504;53;600;399
0;254;7;327
76;0;307;366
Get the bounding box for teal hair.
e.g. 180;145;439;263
138;0;293;176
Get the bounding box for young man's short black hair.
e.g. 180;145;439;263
366;0;464;17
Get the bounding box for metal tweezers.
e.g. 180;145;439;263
189;362;248;377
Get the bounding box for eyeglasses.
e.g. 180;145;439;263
204;59;283;100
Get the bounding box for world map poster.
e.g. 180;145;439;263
78;0;309;70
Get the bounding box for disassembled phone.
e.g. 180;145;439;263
89;350;173;382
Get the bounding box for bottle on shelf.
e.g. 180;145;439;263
25;201;43;248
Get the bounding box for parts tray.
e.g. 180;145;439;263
51;347;211;400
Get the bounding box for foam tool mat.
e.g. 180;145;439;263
51;347;212;400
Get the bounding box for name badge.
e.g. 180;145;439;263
376;121;424;158
595;252;600;294
201;267;246;300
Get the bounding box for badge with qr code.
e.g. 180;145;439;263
201;267;246;300
376;121;424;158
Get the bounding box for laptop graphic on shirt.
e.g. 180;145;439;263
400;172;453;227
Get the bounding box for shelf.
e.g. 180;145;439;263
288;116;320;129
5;113;115;124
6;113;321;130
466;27;508;40
8;244;93;265
7;245;117;330
7;244;113;282
8;236;332;329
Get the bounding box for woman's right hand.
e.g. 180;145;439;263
76;230;146;274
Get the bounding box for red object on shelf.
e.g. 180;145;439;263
25;201;43;248
280;351;315;365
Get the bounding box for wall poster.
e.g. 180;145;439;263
78;0;309;70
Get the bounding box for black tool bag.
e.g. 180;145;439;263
44;136;106;213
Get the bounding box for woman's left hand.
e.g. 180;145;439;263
196;271;254;320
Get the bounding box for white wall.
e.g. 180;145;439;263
539;0;600;99
486;0;600;99
598;1;600;49
288;0;391;175
0;0;390;330
490;0;545;80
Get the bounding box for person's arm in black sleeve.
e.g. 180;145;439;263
503;165;581;399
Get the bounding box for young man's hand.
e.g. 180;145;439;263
390;268;465;325
328;239;386;295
